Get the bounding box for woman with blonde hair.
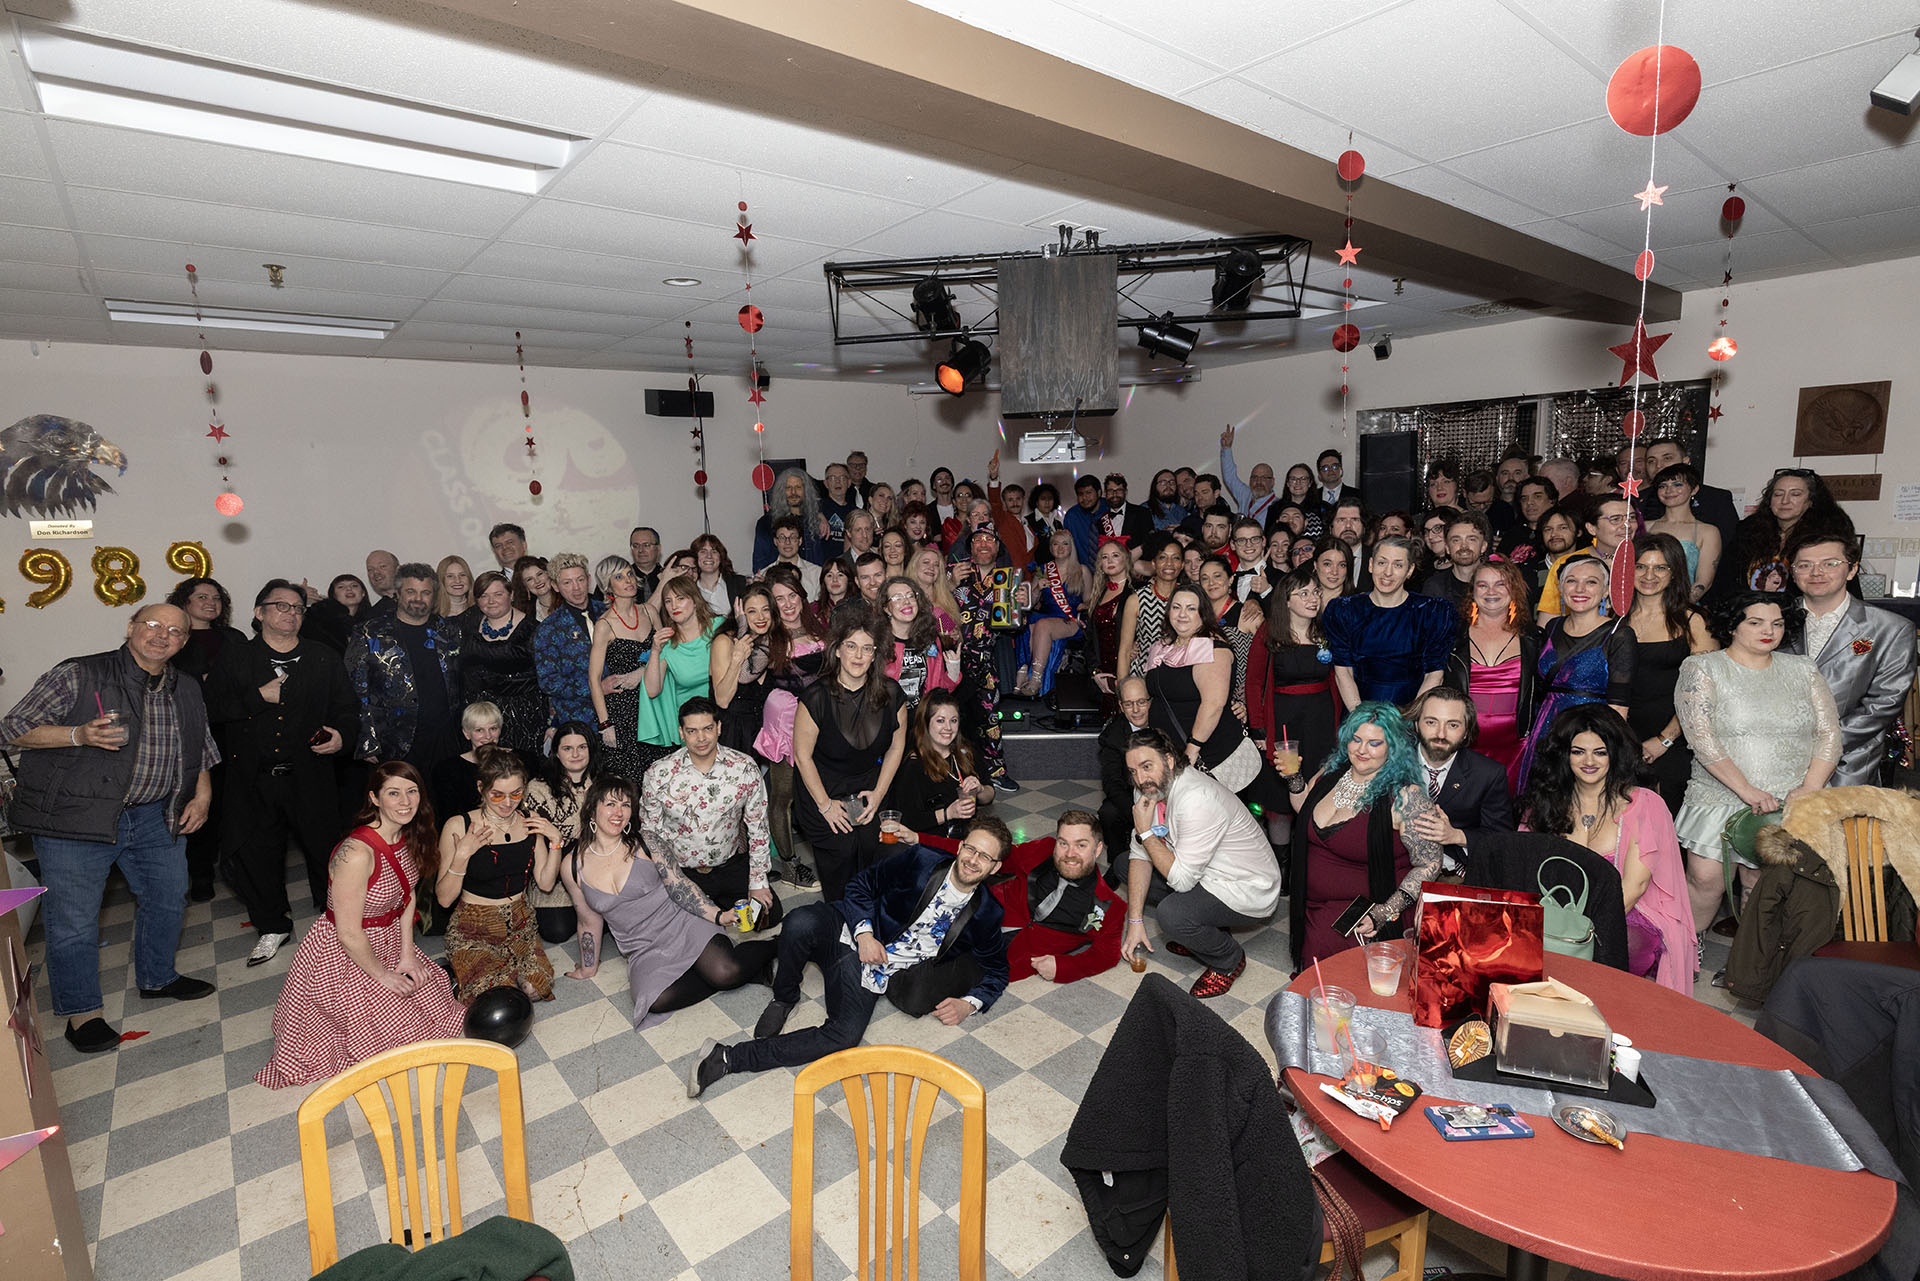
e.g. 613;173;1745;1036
434;554;475;621
588;554;657;782
909;542;962;638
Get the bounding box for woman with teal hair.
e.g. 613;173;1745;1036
1275;699;1444;969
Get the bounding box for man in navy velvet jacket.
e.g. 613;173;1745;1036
687;816;1012;1097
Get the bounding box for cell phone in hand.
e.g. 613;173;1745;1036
1332;895;1374;937
309;729;330;746
843;793;868;823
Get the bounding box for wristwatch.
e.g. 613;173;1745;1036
1659;736;1676;749
1146;823;1170;840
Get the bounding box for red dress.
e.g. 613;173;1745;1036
255;826;466;1089
1090;586;1126;717
1300;811;1411;968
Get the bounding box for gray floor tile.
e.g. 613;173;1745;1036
102;1093;232;1180
113;1022;225;1085
94;1188;239;1281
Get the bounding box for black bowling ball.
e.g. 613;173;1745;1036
463;985;534;1049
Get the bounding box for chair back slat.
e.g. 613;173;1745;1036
794;1046;987;1281
1840;816;1892;942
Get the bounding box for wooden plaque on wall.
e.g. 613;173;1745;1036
996;253;1119;418
1822;473;1883;503
1793;381;1891;456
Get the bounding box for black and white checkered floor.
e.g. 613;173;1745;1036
26;778;1743;1280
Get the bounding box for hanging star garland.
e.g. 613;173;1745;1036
1332;140;1367;423
1608;318;1671;384
732;221;756;245
186;265;241;514
514;333;542;498
1335;241;1361;266
205;423;228;442
1708;404;1724;422
734;198;772;530
1632;181;1668;211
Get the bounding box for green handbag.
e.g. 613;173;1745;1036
1721;806;1783;895
1539;854;1596;962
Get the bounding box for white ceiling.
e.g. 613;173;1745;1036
0;0;1915;381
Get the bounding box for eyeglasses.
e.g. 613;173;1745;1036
1318;462;1341;472
956;840;1003;864
1791;558;1848;573
1773;468;1815;479
1232;534;1265;546
486;789;526;802
136;620;188;639
261;600;306;614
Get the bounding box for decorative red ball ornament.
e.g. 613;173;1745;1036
1633;251;1655;281
1707;336;1738;361
753;421;765;434
693;469;708;486
1622;409;1646;438
529;479;542;496
1331;324;1361;353
215;492;243;516
1336;150;1366;182
1609;541;1636;618
752;462;775;491
1606;45;1701;136
200;351;213;375
737;305;764;333
1722;196;1746;223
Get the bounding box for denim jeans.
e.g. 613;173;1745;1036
36;801;188;1016
728;901;880;1074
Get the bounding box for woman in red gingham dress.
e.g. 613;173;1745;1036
256;762;465;1089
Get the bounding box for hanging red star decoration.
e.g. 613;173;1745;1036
747;385;765;406
1607;319;1670;384
1632;181;1668;211
1620;475;1645;498
1335;241;1362;266
1708;404;1724;422
206;423;228;442
732;221;756;245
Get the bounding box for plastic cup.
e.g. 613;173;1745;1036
1310;985;1356;1055
1613;1045;1642;1083
1345;1025;1387;1076
877;810;903;844
1363;940;1406;996
1128;951;1148;974
1276;737;1301;777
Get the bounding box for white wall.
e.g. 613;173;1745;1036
4;253;1915;692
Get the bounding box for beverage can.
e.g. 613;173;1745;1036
733;898;760;932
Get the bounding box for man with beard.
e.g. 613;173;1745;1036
1324;536;1453;708
532;552;607;735
346;562;463;775
1120;729;1280;999
1219;424;1279;524
687;816;1011;1097
1098;678;1156;887
1401;686;1514;873
1327;499;1369;590
1420;511;1491;606
818;461;858;560
989;810;1126;983
1063;473;1108;567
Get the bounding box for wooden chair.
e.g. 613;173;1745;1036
296;1038;532;1273
1163;1151;1429;1281
791;1044;986;1281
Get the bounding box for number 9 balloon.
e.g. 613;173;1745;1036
165;540;212;580
20;548;73;608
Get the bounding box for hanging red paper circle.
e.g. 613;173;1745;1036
738;305;764;333
520;390;529;407
1633;251;1655;281
529;479;543;496
1722;196;1745;223
185;264;196;273
693;469;708;486
1609;541;1635;617
1605;46;1701;136
199;351;213;375
753;421;765;434
1707;336;1738;361
1331;324;1361;352
214;492;243;516
1336;150;1366;182
752;462;775;491
738;201;748;212
1623;410;1646;438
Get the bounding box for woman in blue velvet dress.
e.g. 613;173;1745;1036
1515;556;1636;791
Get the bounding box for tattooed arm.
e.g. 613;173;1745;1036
557;847;605;980
648;843;734;927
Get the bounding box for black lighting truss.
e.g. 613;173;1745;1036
823;232;1311;347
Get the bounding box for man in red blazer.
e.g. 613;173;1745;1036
989;809;1127;983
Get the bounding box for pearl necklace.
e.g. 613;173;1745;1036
1330;769;1370;810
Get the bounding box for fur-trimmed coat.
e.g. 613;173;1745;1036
1726;825;1840;1003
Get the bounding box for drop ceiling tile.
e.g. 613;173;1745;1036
1504;0;1919;83
608;91;1010;205
0;317;113;342
0;260;89;292
1387;164;1552;227
1045;199;1238;242
936;169;1088;226
64;189;487;269
1740;150;1920;229
1558;184;1787;256
1176;77;1425;174
1239;0;1599;159
411;299;652;335
22;0;642;135
904;0;1220;97
1512;217;1646;269
502;202;830;276
464;241;727;293
547;144;926;245
1062;0;1413;73
0;176;70;228
1802;204;1920;264
78;239;453;299
434;275;700;319
840;208;1047;260
1651;228;1839;282
45;121;532;238
1440;117;1728;221
0;110;50;181
1675;37;1920;179
5;225;83;265
393;321;624;349
2;289;103;320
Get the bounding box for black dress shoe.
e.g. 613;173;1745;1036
65;1018;121;1053
754;998;796;1039
138;976;216;1001
188;881;216;904
686;1039;729;1099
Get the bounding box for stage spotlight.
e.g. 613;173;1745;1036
1372;332;1393;361
935;338;991;395
1210;247;1264;311
912;277;960;333
1138;313;1198;363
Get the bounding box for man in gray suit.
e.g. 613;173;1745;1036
1786;530;1916;787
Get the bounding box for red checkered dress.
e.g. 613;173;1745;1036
255;826;465;1089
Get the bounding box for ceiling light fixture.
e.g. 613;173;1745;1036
662;277;702;287
105;298;394;340
17;20;582;192
935;337;991;396
911;277;960;334
1871;29;1920;114
1210;248;1265;311
1137;312;1198;364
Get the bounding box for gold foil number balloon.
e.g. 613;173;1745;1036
165;540;212;580
91;546;146;606
20;548;73;608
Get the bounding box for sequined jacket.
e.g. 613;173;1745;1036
533;599;608;729
345;613;464;761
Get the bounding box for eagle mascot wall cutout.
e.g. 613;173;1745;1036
1;414;128;518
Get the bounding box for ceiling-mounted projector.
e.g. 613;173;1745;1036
1017;431;1087;464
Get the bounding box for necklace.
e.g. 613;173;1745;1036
478;612;517;639
610;600;640;630
1574;793;1611;832
1330;769;1369;810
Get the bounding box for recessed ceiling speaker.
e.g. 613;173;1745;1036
1138;313;1198;364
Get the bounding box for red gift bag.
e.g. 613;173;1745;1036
1412;881;1545;1028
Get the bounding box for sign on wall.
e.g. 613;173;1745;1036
1793;381;1891;456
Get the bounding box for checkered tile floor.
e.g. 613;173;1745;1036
24;779;1743;1281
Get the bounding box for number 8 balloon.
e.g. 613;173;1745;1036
91;546;146;606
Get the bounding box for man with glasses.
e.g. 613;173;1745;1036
4;604;221;1053
1537;493;1633;619
762;515;820;596
1784;531;1915;787
627;525;663;603
1229;518;1274;602
1313;448;1362;512
687;815;1012;1097
1098;677;1157;885
1219;423;1279;523
205;580;360;966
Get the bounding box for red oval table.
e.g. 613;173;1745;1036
1282;950;1896;1281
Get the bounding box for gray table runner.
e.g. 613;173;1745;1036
1269;990;1902;1181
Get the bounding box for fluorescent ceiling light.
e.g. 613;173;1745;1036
18;20;581;192
105;298;395;340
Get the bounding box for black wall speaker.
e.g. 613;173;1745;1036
1358;431;1420;516
644;388;716;418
